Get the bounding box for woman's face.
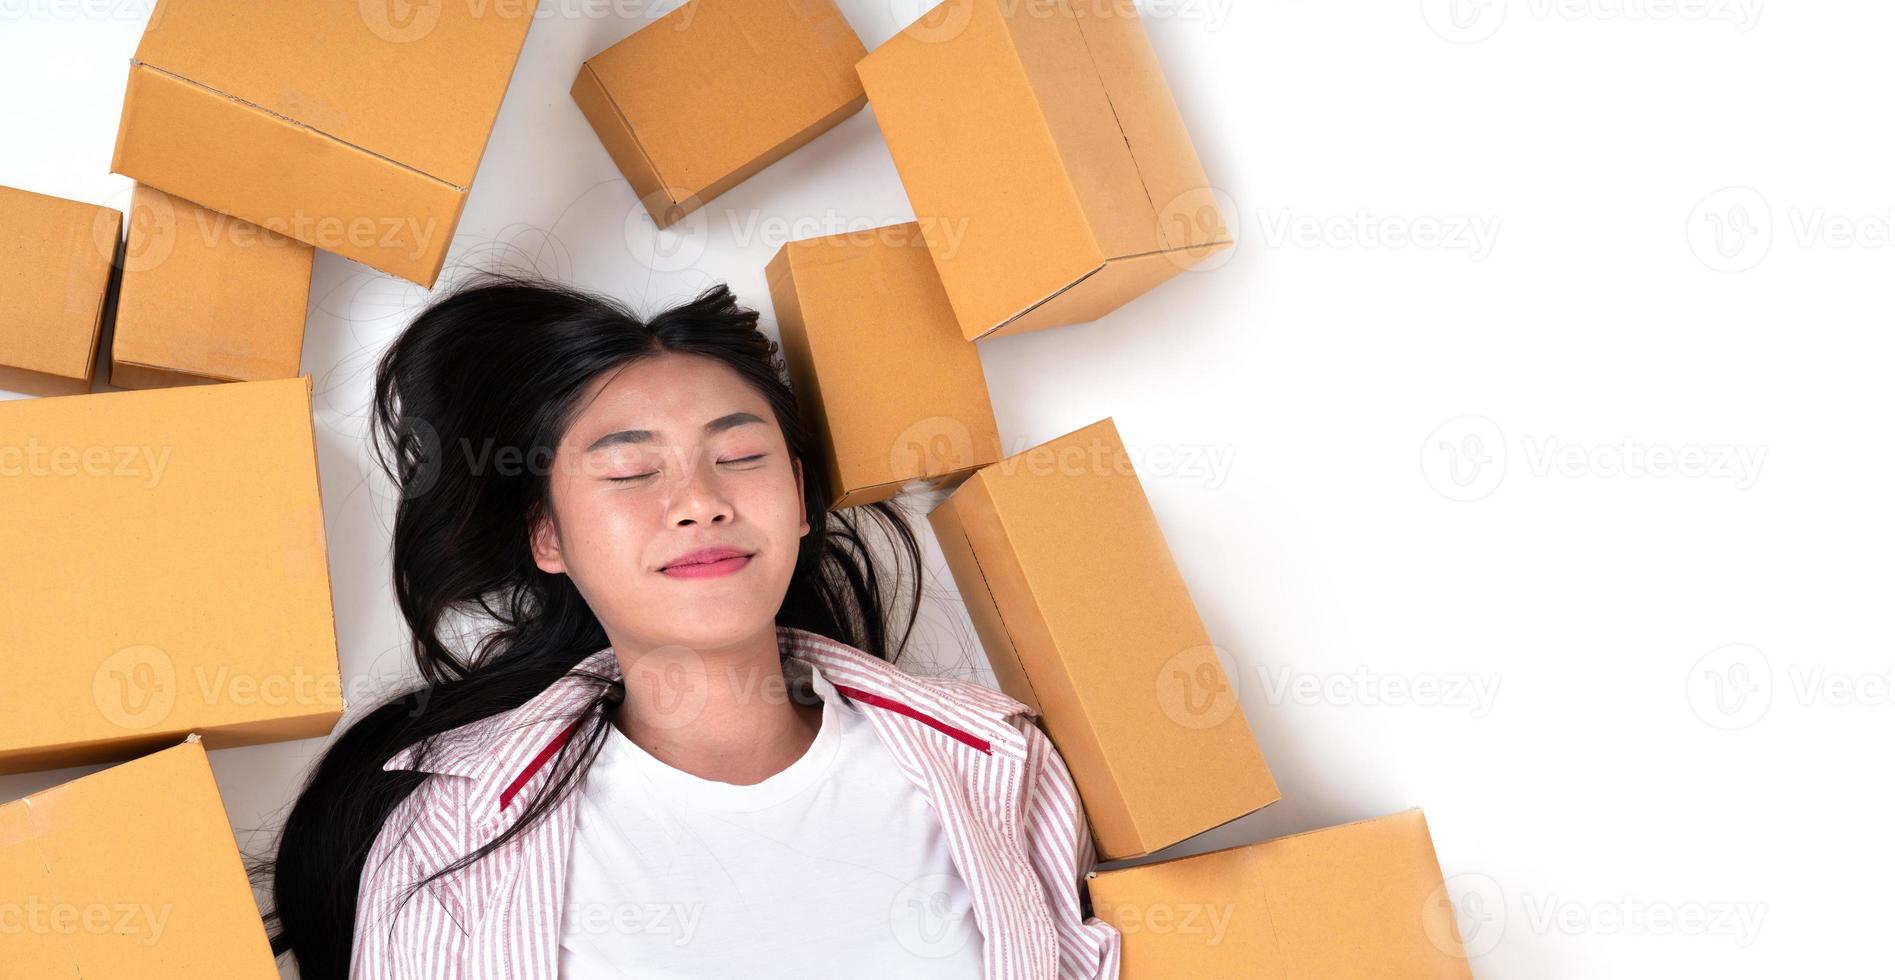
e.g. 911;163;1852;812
529;351;809;655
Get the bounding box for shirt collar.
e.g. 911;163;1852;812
381;625;1033;812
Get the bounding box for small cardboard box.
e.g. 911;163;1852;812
111;0;535;286
0;736;279;977
928;417;1278;859
111;184;314;389
858;0;1232;341
573;0;867;228
0;377;342;775
0;184;121;397
765;222;1002;509
1087;810;1473;979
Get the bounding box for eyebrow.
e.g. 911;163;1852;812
583;411;767;453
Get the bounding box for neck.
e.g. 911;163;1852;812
607;626;823;785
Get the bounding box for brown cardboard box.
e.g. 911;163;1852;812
110;184;314;389
572;0;867;228
0;377;342;775
857;0;1232;341
0;185;120;397
928;417;1277;859
1087;810;1474;979
0;736;279;977
110;0;535;286
765;222;1002;509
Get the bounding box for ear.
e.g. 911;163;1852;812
530;505;567;574
793;457;811;538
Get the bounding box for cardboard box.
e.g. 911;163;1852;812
1087;810;1474;979
110;184;314;389
928;417;1277;859
110;0;535;286
0;377;342;775
765;222;1002;509
572;0;867;228
857;0;1232;341
0;736;279;977
0;185;120;397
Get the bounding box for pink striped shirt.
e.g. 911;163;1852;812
351;625;1122;979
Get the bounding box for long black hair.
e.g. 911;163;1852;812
254;272;924;977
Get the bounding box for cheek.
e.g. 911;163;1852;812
550;482;657;572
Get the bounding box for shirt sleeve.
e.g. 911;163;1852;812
349;786;465;979
1010;712;1124;980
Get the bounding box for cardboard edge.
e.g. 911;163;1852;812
932;467;1147;854
572;61;686;226
112;62;465;287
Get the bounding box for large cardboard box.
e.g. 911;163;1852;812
765;222;1002;509
572;0;867;228
111;0;535;286
1087;810;1474;979
857;0;1232;341
0;185;120;397
111;184;314;389
0;736;279;977
928;417;1277;859
0;377;342;775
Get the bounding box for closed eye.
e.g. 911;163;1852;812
722;454;767;466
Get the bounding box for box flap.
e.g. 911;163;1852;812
130;0;534;187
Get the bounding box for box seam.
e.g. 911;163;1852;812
129;60;467;192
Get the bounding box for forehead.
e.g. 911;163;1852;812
563;352;773;448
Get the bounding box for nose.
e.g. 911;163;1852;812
665;449;734;527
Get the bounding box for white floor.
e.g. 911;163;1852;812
3;2;1889;977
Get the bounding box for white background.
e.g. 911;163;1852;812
3;1;1890;976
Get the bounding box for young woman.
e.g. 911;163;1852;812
258;274;1121;979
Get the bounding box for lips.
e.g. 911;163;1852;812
659;546;755;572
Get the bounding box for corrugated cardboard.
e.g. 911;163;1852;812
858;0;1232;341
0;736;279;977
110;184;314;389
1087;810;1474;979
0;185;120;397
765;222;1001;509
572;0;867;228
110;0;535;286
0;377;342;775
928;417;1277;859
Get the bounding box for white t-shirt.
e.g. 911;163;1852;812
556;657;985;978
